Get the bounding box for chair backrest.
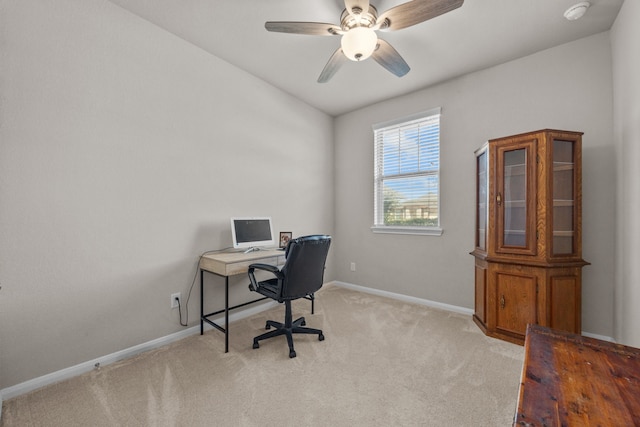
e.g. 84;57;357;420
280;235;331;300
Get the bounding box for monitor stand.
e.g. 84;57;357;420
243;247;262;254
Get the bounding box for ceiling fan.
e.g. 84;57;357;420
265;0;464;83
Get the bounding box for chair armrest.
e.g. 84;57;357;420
248;263;283;291
249;263;281;274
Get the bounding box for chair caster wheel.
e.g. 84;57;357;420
301;320;306;326
289;350;296;358
318;334;325;341
265;324;270;330
253;341;259;349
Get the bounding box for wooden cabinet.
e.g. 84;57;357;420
471;129;589;345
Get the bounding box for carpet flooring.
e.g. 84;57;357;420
1;284;524;426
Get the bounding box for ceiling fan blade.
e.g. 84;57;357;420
344;0;370;15
318;48;348;83
376;0;464;31
371;39;410;77
265;21;341;36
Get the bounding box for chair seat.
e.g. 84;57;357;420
255;278;280;301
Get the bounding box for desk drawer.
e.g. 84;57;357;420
225;256;282;276
199;253;284;276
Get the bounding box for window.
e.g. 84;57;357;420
373;108;442;235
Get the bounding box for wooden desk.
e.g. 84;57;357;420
199;249;285;352
514;324;640;426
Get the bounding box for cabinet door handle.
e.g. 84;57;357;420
500;295;505;309
497;193;502;206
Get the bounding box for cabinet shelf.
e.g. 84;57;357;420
505;164;526;177
553;199;574;207
504;200;526;208
553;162;574;172
553;231;574;237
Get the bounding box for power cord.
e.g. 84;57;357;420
176;295;184;326
178;247;233;327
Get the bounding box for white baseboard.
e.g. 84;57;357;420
330;281;616;342
1;282;615;405
5;283;458;407
0;300;278;402
582;331;615;342
330;281;474;316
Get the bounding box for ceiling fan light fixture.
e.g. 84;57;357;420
341;27;378;61
564;2;590;21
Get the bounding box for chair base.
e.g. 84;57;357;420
252;301;324;358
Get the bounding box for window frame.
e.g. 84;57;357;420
371;108;443;236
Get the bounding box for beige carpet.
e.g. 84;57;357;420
1;285;524;426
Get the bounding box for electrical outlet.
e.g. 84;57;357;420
350;262;356;272
171;292;181;309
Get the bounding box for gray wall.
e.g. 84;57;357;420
0;0;334;389
611;0;640;347
334;32;615;339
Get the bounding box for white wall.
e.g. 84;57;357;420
611;0;640;347
334;33;615;339
0;0;333;389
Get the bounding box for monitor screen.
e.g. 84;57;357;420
230;217;275;250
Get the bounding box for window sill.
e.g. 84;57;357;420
371;225;443;236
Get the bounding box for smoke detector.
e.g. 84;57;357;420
564;2;590;21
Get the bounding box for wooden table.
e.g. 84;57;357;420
514;324;640;426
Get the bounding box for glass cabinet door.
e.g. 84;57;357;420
476;148;488;251
495;139;537;255
552;139;576;255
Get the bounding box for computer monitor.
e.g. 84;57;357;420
230;217;275;252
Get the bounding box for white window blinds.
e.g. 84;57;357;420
373;109;441;231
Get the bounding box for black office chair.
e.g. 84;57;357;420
248;235;331;358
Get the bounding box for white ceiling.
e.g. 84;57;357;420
107;0;623;116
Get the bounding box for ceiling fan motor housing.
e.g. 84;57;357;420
340;5;379;31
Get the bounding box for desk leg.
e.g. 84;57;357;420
200;268;265;353
225;276;229;352
200;269;204;335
